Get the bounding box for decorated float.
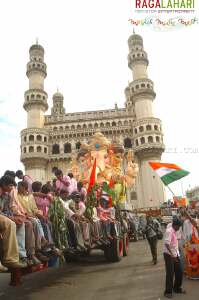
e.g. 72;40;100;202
69;132;139;262
72;131;139;209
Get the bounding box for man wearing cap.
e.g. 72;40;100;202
69;191;86;216
163;218;186;298
59;191;87;250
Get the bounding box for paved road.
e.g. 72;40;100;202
0;240;198;300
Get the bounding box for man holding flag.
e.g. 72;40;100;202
148;161;189;298
163;217;186;298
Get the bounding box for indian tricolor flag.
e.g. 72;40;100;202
148;162;189;186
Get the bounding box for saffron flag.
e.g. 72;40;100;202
148;162;189;186
173;197;187;208
109;176;114;188
108;176;114;207
87;158;97;193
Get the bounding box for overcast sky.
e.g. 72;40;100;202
0;0;198;199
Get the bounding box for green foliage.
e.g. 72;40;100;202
48;197;69;251
84;184;99;219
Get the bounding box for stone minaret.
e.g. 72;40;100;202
51;91;65;116
125;33;166;208
20;42;49;182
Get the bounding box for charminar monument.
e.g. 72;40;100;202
20;33;166;208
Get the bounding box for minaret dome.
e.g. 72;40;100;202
53;91;64;101
128;33;143;49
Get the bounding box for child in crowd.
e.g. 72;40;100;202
69;192;86;216
59;189;78;249
69;192;91;247
15;170;33;193
97;196;115;240
54;169;71;195
90;204;104;244
77;181;87;203
68;173;77;195
32;181;54;243
59;191;88;250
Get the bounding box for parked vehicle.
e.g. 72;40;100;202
121;210;146;241
161;208;178;227
64;210;129;263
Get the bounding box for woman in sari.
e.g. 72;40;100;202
183;210;199;279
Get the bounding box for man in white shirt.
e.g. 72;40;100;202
59;190;86;250
163;218;186;298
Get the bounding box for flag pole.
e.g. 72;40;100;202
166;185;176;197
180;180;184;196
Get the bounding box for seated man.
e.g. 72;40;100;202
59;190;77;248
9;182;41;265
17;181;49;262
59;191;87;250
69;192;91;246
0;214;27;269
0;175;27;267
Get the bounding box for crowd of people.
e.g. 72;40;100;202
1;168;199;299
143;208;199;299
0;169;118;272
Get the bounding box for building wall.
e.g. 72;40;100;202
136;159;166;208
23;110;166;209
46;160;70;181
26;167;47;183
21;35;166;209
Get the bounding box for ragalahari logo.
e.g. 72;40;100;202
135;0;195;9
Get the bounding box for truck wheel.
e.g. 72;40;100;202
123;233;129;256
118;239;123;259
104;245;111;261
64;253;78;263
104;238;123;262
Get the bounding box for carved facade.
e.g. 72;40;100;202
20;33;166;208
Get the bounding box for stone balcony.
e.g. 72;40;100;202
133;142;165;160
133;117;162;127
